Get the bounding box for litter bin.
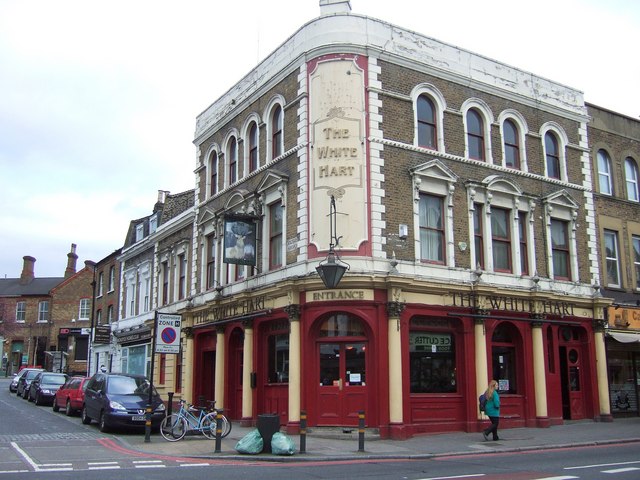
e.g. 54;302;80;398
257;414;280;453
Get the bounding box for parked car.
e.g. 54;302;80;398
53;376;89;416
15;368;44;398
28;372;68;405
81;372;165;432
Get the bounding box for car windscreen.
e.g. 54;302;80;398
42;374;67;386
107;376;152;395
26;371;40;380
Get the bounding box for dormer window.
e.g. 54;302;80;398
135;223;144;242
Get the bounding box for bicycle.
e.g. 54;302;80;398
160;399;231;441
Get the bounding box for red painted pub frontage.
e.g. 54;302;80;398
184;279;610;439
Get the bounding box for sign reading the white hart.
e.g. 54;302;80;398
309;55;368;252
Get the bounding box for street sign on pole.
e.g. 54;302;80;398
155;313;182;354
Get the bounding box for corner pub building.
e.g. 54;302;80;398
172;1;613;439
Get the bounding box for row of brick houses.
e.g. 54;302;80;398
2;1;639;437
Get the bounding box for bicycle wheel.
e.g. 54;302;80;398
203;412;232;438
200;413;216;439
160;414;187;441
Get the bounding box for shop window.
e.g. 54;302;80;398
491;323;518;394
409;330;456;393
267;333;289;383
75;336;88;361
608;350;638;413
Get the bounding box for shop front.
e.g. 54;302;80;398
606;306;640;416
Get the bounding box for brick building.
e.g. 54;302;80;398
587;103;640;416
142;1;613;439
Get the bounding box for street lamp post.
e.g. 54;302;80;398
316;195;350;288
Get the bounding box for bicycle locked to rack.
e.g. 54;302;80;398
160;399;232;442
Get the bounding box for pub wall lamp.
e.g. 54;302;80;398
316;195;350;289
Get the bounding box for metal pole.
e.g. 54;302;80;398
299;410;307;453
167;392;174;417
358;410;365;452
214;409;223;453
145;311;158;444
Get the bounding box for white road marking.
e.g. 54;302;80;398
602;467;640;474
565;460;640;470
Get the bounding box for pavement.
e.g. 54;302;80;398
117;416;640;462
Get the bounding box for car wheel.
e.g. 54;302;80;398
52;400;60;412
27;390;34;402
65;399;74;416
81;406;92;425
99;412;109;433
34;393;41;406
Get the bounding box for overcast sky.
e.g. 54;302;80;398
1;0;638;278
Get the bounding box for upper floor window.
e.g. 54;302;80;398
97;272;104;296
625;157;639;202
491;207;512;273
79;298;90;321
466;109;485;161
107;304;114;323
597;149;613;195
473;204;484;269
227;137;237;185
269;203;283;270
518;215;529;275
178;254;187;300
149;215;158;234
604;230;621;288
96;309;102;325
633;236;640;290
135;223;144;242
209;150;218;196
161;261;169;306
544;131;561;179
142;277;150;312
248;122;259;173
38;301;49;322
503;119;520;169
550;219;570;280
206;234;216;290
108;266;115;292
417;95;437;150
419;194;445;264
271;105;283;159
16;301;26;322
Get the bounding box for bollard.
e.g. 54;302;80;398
167;392;174;417
358;410;365;452
214;409;223;453
299;410;307;454
144;404;153;443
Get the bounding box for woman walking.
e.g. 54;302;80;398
482;379;500;441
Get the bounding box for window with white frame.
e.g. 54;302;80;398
604;230;621;288
142;277;150;312
79;298;90;321
124;270;137;317
633;236;640;290
412;160;457;268
248;121;259;174
178;253;187;300
16;301;26;322
597;149;613;195
208;149;219;197
269;202;283;270
544;191;578;281
271;105;283;159
108;266;115;292
98;272;104;297
38;301;49;322
149;214;158;234
96;309;102;325
466;108;486;161
518;214;529;275
135;223;144;242
205;233;216;290
227;136;238;185
491;207;512;273
107;304;114;323
412;84;446;152
161;261;169;306
419;193;445;264
550;219;570;280
625;157;639;202
541;124;568;181
473;203;484;269
502;119;520;169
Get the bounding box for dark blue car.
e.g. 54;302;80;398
81;372;165;432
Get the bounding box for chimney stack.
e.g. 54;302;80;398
319;0;351;16
20;256;36;285
65;243;78;278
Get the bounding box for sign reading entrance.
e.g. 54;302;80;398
155;313;182;354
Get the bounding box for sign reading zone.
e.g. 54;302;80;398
155;313;182;354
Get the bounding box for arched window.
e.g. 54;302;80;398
227;137;237;185
597;149;613;195
417;95;437;150
503;119;520;169
545;131;561;179
466;109;485;161
271;105;283;159
208;150;218;196
248;122;258;173
625;157;639;202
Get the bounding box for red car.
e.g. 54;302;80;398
53;376;89;416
